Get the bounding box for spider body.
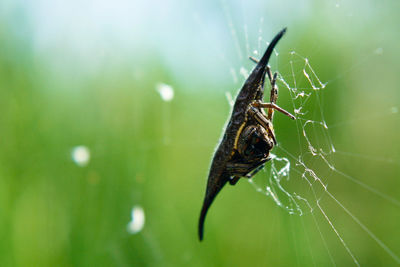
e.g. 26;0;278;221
198;28;295;241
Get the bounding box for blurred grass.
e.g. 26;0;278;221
1;1;400;266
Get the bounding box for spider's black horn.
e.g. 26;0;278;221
198;174;229;241
257;27;287;69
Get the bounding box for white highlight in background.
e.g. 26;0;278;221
374;47;383;55
239;67;249;79
127;205;145;234
156;83;174;102
71;146;90;167
225;91;234;107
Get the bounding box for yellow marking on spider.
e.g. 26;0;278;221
233;121;247;152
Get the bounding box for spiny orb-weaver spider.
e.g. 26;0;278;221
198;28;295;241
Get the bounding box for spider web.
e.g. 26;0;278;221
216;1;400;266
248;52;399;265
226;47;400;267
226;51;334;216
247;52;331;216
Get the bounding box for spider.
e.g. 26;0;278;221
198;28;295;241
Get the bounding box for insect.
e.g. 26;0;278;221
198;28;295;241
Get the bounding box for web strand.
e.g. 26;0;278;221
217;3;400;265
250;51;400;264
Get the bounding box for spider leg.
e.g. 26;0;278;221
249;56;259;64
248;107;277;144
226;159;268;185
252;102;295;120
245;161;267;178
226;162;255;177
249;56;275;84
249;56;283;121
229;176;240;185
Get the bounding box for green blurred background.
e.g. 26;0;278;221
1;0;400;266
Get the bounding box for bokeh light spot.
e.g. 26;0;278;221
156;83;174;102
127;205;145;234
71;146;91;167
